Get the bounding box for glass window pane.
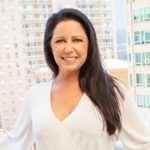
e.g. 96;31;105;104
127;32;130;46
147;74;150;87
144;7;150;21
141;31;145;44
146;52;150;65
134;31;141;44
140;8;144;22
135;53;142;65
145;31;150;43
133;9;141;22
128;53;131;62
142;52;146;65
148;95;150;107
137;94;144;107
136;74;142;86
145;95;149;107
143;74;147;87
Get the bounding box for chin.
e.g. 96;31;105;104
62;66;81;73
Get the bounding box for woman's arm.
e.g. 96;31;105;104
0;87;34;150
117;83;150;150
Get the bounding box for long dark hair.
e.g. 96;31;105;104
44;8;124;135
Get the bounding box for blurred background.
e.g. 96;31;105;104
0;0;150;149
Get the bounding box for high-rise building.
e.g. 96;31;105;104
20;0;53;87
126;0;150;126
115;0;127;60
0;0;28;130
77;0;116;59
0;0;54;131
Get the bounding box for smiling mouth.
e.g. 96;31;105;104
61;57;78;61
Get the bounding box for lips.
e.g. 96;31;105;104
61;56;78;63
62;56;78;60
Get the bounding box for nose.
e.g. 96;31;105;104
63;42;74;54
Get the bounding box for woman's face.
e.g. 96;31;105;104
50;20;88;75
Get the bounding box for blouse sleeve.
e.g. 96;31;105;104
0;87;34;150
117;83;150;150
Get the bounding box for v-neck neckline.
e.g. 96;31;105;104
47;79;86;124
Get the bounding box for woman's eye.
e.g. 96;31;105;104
55;40;64;43
74;39;83;42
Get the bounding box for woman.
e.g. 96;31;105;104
0;8;150;150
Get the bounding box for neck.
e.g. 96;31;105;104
54;71;79;86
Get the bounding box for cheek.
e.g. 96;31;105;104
51;44;64;55
82;45;88;57
52;51;60;64
51;45;60;57
50;47;59;63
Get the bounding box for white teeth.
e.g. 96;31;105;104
62;57;78;61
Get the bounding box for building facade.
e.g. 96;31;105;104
115;0;127;60
77;0;116;59
126;0;150;126
0;0;28;130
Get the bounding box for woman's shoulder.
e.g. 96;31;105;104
27;78;53;96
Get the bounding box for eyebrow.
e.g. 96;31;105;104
53;35;85;40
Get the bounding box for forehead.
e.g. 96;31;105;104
52;20;87;36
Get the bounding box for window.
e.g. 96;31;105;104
142;52;146;65
135;52;150;66
143;74;147;87
135;53;142;65
27;43;30;47
136;74;142;86
134;31;141;44
141;31;145;44
137;94;150;108
137;94;144;107
29;61;32;65
15;52;18;58
42;5;46;9
147;74;150;87
147;95;150;107
146;52;150;65
127;12;130;24
136;73;150;87
145;31;150;43
134;30;150;44
14;43;18;48
127;32;131;46
144;7;150;21
133;7;150;23
129;53;131;62
16;63;20;68
133;9;141;22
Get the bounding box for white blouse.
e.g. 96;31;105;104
0;79;150;150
